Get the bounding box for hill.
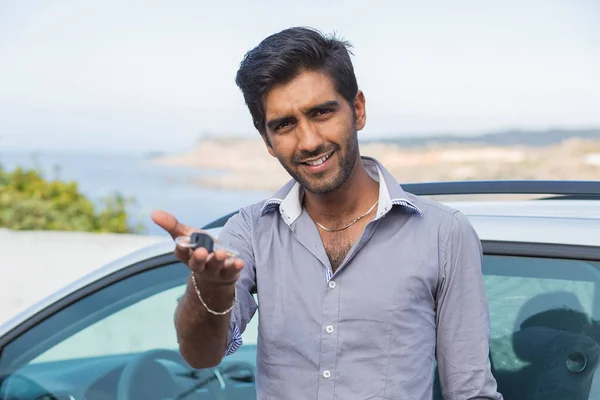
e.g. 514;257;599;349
364;128;599;147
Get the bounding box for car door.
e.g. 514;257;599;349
0;253;259;400
1;240;599;400
432;240;600;400
483;241;600;400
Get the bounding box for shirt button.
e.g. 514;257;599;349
328;281;336;289
326;325;334;333
323;370;331;378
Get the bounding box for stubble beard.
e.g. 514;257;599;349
279;132;360;195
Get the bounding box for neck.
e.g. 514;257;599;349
303;156;379;222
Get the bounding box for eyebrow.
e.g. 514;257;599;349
266;100;340;132
309;100;340;112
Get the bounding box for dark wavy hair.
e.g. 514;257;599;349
235;26;358;137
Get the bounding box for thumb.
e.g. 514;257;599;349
151;210;195;239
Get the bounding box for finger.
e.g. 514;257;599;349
232;258;245;270
203;251;244;282
151;210;195;239
203;249;228;275
189;247;210;273
174;246;191;263
218;258;244;283
223;257;245;272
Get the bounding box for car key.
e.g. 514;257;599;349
175;232;240;258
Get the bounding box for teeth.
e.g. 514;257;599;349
306;153;331;166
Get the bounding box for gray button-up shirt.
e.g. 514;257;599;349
218;156;502;400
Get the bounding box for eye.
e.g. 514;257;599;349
275;121;291;131
315;108;332;116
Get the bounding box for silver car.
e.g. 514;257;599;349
1;180;599;400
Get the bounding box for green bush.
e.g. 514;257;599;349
0;165;143;233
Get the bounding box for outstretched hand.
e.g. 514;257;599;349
151;210;244;286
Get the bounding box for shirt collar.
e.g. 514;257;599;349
259;156;423;226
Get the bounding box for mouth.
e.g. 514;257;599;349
302;151;334;166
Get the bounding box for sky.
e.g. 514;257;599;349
0;0;599;152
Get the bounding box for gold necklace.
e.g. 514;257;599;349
314;200;379;232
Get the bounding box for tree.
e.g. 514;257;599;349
0;164;143;233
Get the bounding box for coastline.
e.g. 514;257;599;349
153;137;600;191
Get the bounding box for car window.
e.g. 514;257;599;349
484;255;600;399
31;286;259;364
430;253;600;400
31;284;185;363
0;262;259;400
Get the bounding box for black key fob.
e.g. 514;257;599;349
189;232;214;252
175;232;240;257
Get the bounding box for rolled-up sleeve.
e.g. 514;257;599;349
435;211;503;399
216;209;258;357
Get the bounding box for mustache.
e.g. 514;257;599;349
293;145;338;164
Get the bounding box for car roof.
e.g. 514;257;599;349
452;199;600;247
2;191;599;338
450;199;600;219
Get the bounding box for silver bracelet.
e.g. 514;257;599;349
190;273;237;316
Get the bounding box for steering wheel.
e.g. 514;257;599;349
116;349;226;400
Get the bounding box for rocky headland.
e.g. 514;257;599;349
153;132;600;192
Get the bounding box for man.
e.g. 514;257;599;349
153;26;502;399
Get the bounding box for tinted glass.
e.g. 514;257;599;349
0;262;258;400
484;255;600;399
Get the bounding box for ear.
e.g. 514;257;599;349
260;132;276;157
353;90;367;131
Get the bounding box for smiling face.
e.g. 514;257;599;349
262;70;366;195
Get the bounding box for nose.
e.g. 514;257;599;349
296;119;324;153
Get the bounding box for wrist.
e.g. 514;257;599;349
192;272;237;290
189;273;236;316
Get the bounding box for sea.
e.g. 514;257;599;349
0;150;273;236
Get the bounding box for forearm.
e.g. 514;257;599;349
175;273;235;368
